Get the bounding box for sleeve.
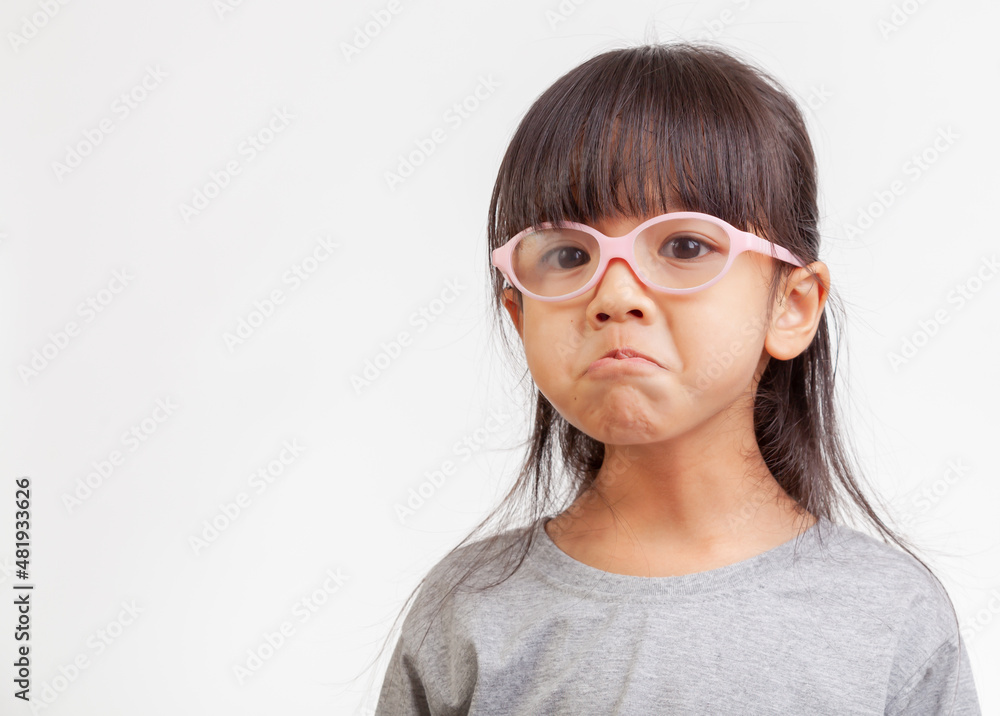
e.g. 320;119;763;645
372;558;478;716
883;632;982;716
374;633;432;716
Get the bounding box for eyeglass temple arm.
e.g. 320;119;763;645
744;232;805;268
491;245;514;285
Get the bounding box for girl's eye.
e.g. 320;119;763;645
540;245;590;270
660;234;715;260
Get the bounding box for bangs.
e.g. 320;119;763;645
489;43;795;244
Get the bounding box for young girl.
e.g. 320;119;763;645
372;42;982;715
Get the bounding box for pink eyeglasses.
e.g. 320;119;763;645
491;211;805;302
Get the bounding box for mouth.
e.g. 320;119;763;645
586;346;664;375
600;346;662;366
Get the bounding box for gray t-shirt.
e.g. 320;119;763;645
375;514;981;715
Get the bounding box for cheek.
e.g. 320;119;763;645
521;305;585;368
519;315;594;421
522;320;573;392
678;303;770;396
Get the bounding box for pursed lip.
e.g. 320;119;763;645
588;346;664;371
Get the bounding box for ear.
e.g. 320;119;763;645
502;286;523;338
764;261;830;361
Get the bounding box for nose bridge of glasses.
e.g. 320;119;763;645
598;231;640;261
596;235;646;289
594;230;643;281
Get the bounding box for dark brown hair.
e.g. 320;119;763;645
360;40;965;709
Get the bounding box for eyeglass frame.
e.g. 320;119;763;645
491;211;806;302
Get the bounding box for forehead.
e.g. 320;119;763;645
561;176;686;224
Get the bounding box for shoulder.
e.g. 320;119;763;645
804;520;969;704
806;520;959;629
423;520;538;595
399;520;540;643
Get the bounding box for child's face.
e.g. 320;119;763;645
501;210;819;446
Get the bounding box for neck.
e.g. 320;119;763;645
549;407;815;564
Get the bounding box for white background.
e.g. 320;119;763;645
2;0;998;714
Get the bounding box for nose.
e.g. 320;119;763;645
587;257;655;323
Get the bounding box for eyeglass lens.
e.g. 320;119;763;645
510;216;732;298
